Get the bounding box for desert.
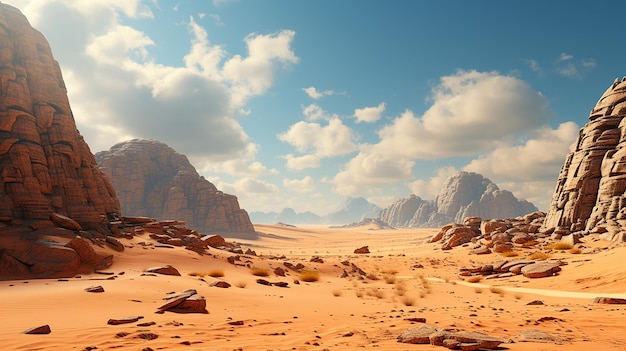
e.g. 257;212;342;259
2;223;626;350
3;2;626;351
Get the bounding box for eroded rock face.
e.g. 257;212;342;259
380;172;537;228
0;3;120;231
95;139;254;234
544;77;626;241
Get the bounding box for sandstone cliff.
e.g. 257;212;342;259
379;172;537;228
95;139;254;234
0;4;121;231
544;77;626;241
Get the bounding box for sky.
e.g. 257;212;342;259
3;0;625;215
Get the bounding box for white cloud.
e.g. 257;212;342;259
303;86;335;99
283;176;315;193
220;177;279;194
554;53;596;79
409;166;459;200
526;59;542;75
9;0;297;177
332;70;556;198
283;154;320;170
302;104;326;121
278;117;357;159
354;102;385;123
208;14;224;26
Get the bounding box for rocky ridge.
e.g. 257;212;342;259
544;77;626;241
95;139;254;234
0;4;124;279
379;172;537;228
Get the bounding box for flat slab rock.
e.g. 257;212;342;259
521;261;561;278
515;328;562;343
107;316;144;325
23;325;51;334
398;325;506;349
593;297;626;304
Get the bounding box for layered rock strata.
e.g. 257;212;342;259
0;4;122;279
95;139;254;234
380;172;537;228
544;77;626;241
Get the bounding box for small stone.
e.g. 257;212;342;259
23;325;51;334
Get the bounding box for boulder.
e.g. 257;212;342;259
397;324;439;344
593;297;626;304
353;246;370;254
440;225;479;250
146;265;181;276
521;261;561;278
23;325;51;334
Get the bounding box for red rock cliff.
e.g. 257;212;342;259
0;3;121;231
95;139;255;234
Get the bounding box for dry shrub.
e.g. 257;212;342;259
367;287;385;299
207;269;224;278
489;286;504;295
466;276;482;283
332;289;343;297
402;296;416;306
419;290;426;298
514;293;522;300
569;247;582;254
235;281;247;288
548;242;574;250
500;250;519;257
521;240;538;248
367;273;380;281
474;287;483;294
299;270;320;282
384;275;397;284
381;268;399;275
355;289;364;298
528;252;552;260
251;267;270;277
188;272;206;277
395;282;407;296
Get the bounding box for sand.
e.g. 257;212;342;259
1;224;625;350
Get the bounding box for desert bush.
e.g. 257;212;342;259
548;242;574;250
514;293;522;300
235;281;247;288
299;270;320;282
332;289;343;297
474;287;483;294
367;287;385;299
395;282;407;296
489;286;504;295
569;247;582;254
402;296;415;306
466;276;482;283
500;250;519;257
355;289;364;298
251;267;270;277
207;269;224;278
528;252;552;260
384;275;397;284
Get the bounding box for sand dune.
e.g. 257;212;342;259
1;224;625;350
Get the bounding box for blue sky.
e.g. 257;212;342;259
5;0;624;214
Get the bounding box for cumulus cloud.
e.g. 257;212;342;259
283;176;315;193
9;0;298;178
332;70;563;198
302;104;326;121
303;86;336;99
354;102;385;123
278;117;357;167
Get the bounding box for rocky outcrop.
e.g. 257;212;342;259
0;4;122;279
95;139;254;234
380;172;537;228
544;77;626;241
0;4;120;232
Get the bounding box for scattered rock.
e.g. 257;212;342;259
23;325;51;334
593;297;626;304
212;281;231;288
107;316;143;325
157;289;207;314
521;262;561;278
397;324;439;344
354;246;370;254
515;328;561;343
146;265;181;276
85;285;105;293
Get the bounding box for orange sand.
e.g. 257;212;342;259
1;224;625;350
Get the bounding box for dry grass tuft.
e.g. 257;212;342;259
299;270;320;282
500;250;519;257
474;287;483;294
569;247;582;254
188;272;206;277
251;267;270;277
465;276;482;283
332;289;343;297
528;252;552;260
489;286;505;295
355;289;364;298
207;269;224;278
548;242;574;250
235;281;247;288
514;293;523;300
402;296;416;306
521;240;538;248
395;282;407;296
381;268;399;275
384;275;397;284
367;287;385;299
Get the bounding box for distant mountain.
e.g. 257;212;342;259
249;197;381;225
324;197;381;225
379;171;538;228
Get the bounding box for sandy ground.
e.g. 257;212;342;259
1;223;626;350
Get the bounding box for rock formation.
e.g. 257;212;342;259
544;77;626;241
0;3;120;231
95;139;254;234
0;4;121;279
379;172;537;228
